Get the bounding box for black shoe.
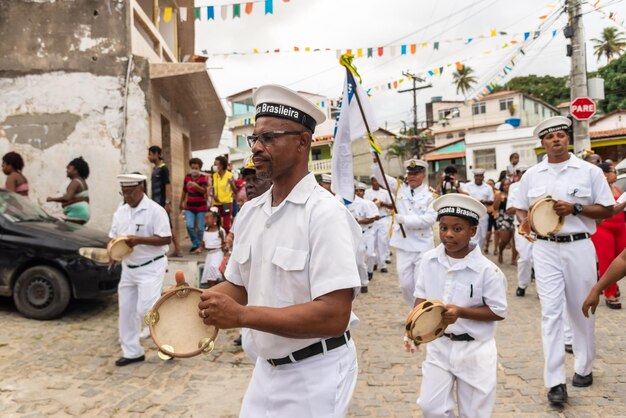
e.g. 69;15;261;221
373;264;378;271
547;383;567;404
361;286;368;293
565;344;573;354
385;259;392;264
380;267;388;273
115;355;145;367
368;272;373;281
189;246;198;253
572;372;593;387
233;336;242;346
516;287;526;297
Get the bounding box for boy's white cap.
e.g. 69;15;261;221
253;84;326;133
433;193;487;225
533;116;571;139
117;174;146;187
472;168;486;175
321;173;332;183
355;182;368;190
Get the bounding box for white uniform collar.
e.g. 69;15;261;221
247;172;317;209
426;243;484;273
537;153;582;172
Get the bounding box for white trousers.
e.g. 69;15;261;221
118;257;167;358
418;337;497;418
396;249;423;308
514;231;533;289
240;340;358;418
532;239;596;388
356;234;370;288
373;217;391;265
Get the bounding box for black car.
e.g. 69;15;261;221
0;189;121;319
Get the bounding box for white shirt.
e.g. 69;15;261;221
109;194;171;266
364;187;391;216
203;228;225;249
372;164;437;252
225;173;362;359
506;182;521;226
460;181;494;204
348;196;379;232
516;153;615;235
414;244;508;341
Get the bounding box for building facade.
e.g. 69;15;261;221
0;0;225;241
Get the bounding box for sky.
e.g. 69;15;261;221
194;0;625;141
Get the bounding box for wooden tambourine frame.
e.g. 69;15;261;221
529;196;564;236
405;299;447;344
145;283;219;360
107;237;133;261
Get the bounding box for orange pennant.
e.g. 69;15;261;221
410;44;417;54
245;3;253;14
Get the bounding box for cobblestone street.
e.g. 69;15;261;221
1;250;626;417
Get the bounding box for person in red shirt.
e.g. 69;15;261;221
180;158;209;253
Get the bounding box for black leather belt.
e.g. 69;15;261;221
127;255;165;269
267;331;351;367
444;332;475;342
536;233;590;243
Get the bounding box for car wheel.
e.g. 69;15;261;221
13;266;71;320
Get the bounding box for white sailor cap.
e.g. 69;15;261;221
472;168;486;176
404;157;428;173
533;116;571;139
117;173;147;187
253;84;327;133
355;182;368;190
321;173;332;183
433;193;487;225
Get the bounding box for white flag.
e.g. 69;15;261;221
331;71;377;203
180;7;188;22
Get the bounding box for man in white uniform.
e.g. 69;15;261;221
198;85;361;417
372;157;437;307
109;174;171;366
516;116;614;404
350;182;380;293
364;177;393;272
460;168;494;250
506;165;533;297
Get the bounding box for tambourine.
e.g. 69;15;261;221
107;237;133;261
145;272;219;360
405;299;447;344
529;196;564;236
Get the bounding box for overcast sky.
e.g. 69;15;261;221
195;0;624;136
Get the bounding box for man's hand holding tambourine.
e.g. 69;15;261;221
518;218;535;242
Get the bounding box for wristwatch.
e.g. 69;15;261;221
573;203;583;216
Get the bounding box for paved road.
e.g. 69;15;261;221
1;248;625;417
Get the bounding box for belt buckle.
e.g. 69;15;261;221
268;359;276;367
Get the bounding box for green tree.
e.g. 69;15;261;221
452;66;477;96
592;27;626;63
492;75;569;107
598;52;626;113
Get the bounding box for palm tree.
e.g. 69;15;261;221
592;27;626;63
452;65;477;96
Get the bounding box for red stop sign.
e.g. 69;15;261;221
570;97;596;120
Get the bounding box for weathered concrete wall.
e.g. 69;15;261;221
0;0;130;76
0;69;150;232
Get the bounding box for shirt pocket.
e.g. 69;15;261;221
452;282;482;309
527;186;547;206
231;244;251;280
567;185;592;204
271;246;310;303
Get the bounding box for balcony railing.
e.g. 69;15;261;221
130;0;177;63
309;159;332;174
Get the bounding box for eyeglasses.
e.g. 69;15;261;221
246;130;304;148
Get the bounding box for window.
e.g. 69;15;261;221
458;131;466;138
438;107;460;120
499;98;514;111
446;133;454;139
236;134;247;150
311;149;322;161
474;148;496;170
232;101;255;117
472;103;486;115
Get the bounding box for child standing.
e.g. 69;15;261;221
200;209;226;288
406;194;508;418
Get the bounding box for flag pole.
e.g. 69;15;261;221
345;68;406;238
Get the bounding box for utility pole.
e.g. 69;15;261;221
398;71;432;158
567;0;591;153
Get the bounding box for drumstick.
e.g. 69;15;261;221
175;270;185;285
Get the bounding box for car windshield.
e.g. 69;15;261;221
0;190;55;223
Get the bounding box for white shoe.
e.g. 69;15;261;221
141;327;151;339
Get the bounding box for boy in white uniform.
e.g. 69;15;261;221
506;165;533;296
459;169;494;250
350;182;380;292
407;194;507;418
364;177;393;271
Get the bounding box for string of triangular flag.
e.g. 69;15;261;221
159;0;289;23
590;0;625;29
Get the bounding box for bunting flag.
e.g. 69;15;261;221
207;6;214;20
245;2;254;14
589;0;626;29
332;55;379;203
180;7;188;22
221;5;228;20
193;0;279;21
163;7;172;22
265;0;274;14
233;4;240;18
